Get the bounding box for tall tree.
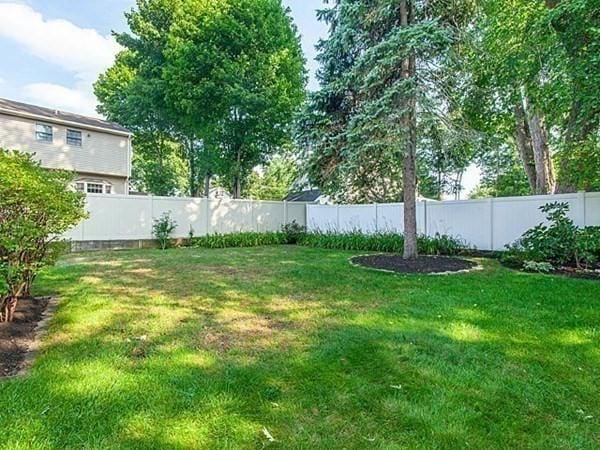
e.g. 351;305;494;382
463;0;598;195
299;0;474;257
163;0;306;198
96;0;236;197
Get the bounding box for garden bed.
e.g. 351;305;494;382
0;296;53;377
552;266;600;280
351;254;477;274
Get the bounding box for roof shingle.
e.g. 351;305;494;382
0;98;130;134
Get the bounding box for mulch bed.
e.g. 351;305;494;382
0;296;50;378
351;254;477;274
552;266;600;280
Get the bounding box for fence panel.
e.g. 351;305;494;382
66;195;310;241
306;205;339;232
306;192;600;251
427;200;491;249
585;192;600;226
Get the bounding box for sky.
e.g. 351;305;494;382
0;0;479;196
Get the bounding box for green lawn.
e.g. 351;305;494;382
1;246;598;449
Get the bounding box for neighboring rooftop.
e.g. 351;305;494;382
0;97;130;135
284;189;323;202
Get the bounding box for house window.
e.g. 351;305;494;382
75;180;113;194
35;123;53;143
67;129;82;146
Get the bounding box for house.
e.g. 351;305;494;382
0;98;132;194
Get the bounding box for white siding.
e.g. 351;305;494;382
0;112;130;178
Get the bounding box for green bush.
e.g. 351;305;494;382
0;150;87;322
298;231;465;255
192;232;288;248
152;212;177;250
281;220;307;244
575;226;600;267
523;260;554;273
501;202;600;270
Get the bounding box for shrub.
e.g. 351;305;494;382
152;212;177;250
575;226;600;268
298;231;465;255
0;150;87;322
281;220;306;244
523;261;554;273
502;202;600;270
192;232;287;248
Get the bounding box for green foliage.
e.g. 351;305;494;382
245;155;299;201
298;0;479;203
502;202;600;270
463;0;599;194
0;150;87;321
470;143;532;198
152;212;178;250
192;232;287;249
281;220;306;245
163;0;306;197
96;0;306;198
522;260;554;273
575;226;600;268
299;231;465;256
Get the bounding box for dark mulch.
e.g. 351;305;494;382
0;297;49;377
552;266;600;280
351;254;477;274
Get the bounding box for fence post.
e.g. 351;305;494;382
374;203;378;233
423;200;428;237
579;191;587;227
252;201;258;232
283;200;288;226
205;198;211;236
336;204;341;232
150;195;155;240
488;197;494;251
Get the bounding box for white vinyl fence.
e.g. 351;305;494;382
307;192;600;251
65;194;309;241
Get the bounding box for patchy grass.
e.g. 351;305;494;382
0;246;598;449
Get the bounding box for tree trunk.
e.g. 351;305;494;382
187;138;199;197
232;146;243;199
204;172;211;198
514;102;538;191
232;176;242;199
555;99;590;193
401;0;418;259
1;296;18;323
522;96;555;194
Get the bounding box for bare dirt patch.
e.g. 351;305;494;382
351;254;477;274
0;296;54;377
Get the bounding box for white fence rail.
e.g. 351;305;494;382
65;194;309;242
307;192;600;251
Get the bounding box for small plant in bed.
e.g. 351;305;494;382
152;212;178;250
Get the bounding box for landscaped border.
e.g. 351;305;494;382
3;296;59;379
349;253;484;276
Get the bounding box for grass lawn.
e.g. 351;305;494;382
1;246;598;449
